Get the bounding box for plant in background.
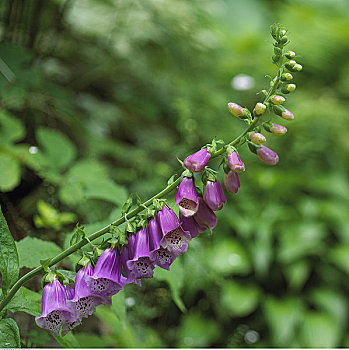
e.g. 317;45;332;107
0;24;302;344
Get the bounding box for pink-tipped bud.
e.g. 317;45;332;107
270;123;287;135
271;95;285;105
227;103;244;118
249;132;266;145
256;145;279;165
281;109;294;120
223;171;240;194
254;102;266;116
227;151;245;172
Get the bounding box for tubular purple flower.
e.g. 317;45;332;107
158;205;191;255
223;171;240;194
61;285;82;337
121;235;141;286
183;148;211;172
175;176;199;217
127;227;156;279
256;145;279;165
86;247;124;297
193;198;217;233
203;179;226;211
35;279;76;336
227;151;245;172
179;211;205;239
148;216;176;270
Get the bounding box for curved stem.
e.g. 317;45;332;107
0;46;286;315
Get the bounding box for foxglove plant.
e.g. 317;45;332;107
0;24;304;339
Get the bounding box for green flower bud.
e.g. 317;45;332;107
271;95;285;105
285;60;296;70
254;102;266;115
280;36;288;44
294;64;303;72
274;47;282;55
285;51;296;59
280;30;287;36
286;83;296;92
249;132;266;144
281;73;293;81
272;55;279;63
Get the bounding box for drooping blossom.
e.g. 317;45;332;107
227;151;245;172
35;278;76;336
179;212;205;239
203;179;226;211
121;234;141;286
193;197;217;233
158;205;191;255
86;247;124;297
183;148;210;172
175;176;199;217
126;227;156;279
256;145;279;165
223;171;240;194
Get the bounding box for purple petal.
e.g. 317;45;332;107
175;177;199;217
183;149;211;172
193;198;217;233
150;247;176;270
179;212;205;238
223;171;240;194
228;152;245;172
203;180;226;211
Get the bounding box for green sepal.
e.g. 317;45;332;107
167;174;176;185
248;141;262;154
40;258;52;272
263;121;273;133
121;194;133;215
201;168;217;184
281;87;290;94
182;169;193;178
226;144;236;155
272;104;286;116
177;157;184;166
77;256;91;268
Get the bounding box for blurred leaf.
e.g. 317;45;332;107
263;296;304;347
3;287;41;317
0;318;21;348
35;127;76;172
0;153;21;192
0;208;19;294
284;260;311;291
329;244;349;276
0;111;25;143
154;259;186;312
206;238;251;276
299;311;341;348
220;281;259;317
177;312;221;347
16;237;61;268
74;333;110;348
52;332;79;348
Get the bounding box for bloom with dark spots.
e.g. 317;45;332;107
86;247;124;297
158;205;191;255
175;176;199;217
35;279;76;336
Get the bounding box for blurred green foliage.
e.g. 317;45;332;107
1;0;349;347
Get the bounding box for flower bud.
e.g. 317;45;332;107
286;84;296;92
249;132;266;144
281;109;294;121
223;171;240;194
254;102;266;115
247;141;261;154
285;51;296;59
227;151;245;172
293;64;302;72
272;104;285;116
269;123;287;135
274;47;282;55
256;145;279;165
228;102;244;118
184;148;210;172
280;36;288;44
281;73;293;81
271;95;285;105
285;60;296;70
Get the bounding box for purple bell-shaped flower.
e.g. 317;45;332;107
179;212;205;239
223;171;240;194
228;151;245;172
256;145;279;165
35;278;76;336
86;247;124;297
158;205;191;255
203;179;226;211
183;148;211;172
175;176;199;217
193;198;217;233
126;227;156;280
61;285;82;337
148;216;176;270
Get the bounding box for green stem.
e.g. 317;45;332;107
0;42;286;315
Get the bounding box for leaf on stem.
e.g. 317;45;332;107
0;318;21;348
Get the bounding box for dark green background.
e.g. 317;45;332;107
1;0;348;347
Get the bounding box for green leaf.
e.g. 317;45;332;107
16;237;61;268
263;296;304;347
36;127;76;172
122;194;133;215
220;281;260;317
0;152;21;192
0;318;21;348
154;259;186;312
52;332;79;348
2;287;41;317
299;311;341;348
329;244;349;276
0;110;25;143
0;208;19;295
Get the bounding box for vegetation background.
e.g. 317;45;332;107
1;0;349;347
